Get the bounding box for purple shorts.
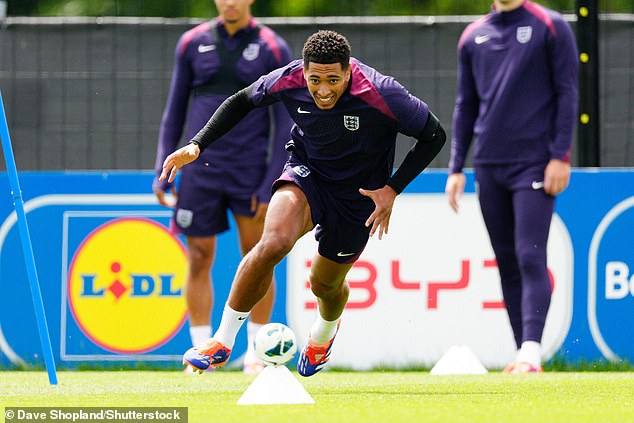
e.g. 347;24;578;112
273;158;373;264
172;165;255;237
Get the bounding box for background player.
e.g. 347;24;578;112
152;0;292;373
161;30;446;377
445;0;578;373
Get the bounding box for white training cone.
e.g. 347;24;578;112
237;365;315;405
430;345;488;375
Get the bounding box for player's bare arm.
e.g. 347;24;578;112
445;172;466;213
159;142;200;183
153;185;178;208
544;159;571;196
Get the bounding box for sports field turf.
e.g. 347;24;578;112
2;370;634;422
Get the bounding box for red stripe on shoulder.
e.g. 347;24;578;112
458;15;490;49
178;21;213;56
349;62;397;121
524;1;556;36
259;26;283;65
270;67;306;94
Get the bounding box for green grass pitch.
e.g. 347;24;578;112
2;370;634;422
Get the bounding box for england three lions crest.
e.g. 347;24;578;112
344;115;359;131
516;26;533;44
176;208;193;228
242;43;260;61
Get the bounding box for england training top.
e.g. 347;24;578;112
153;18;292;202
246;58;431;199
450;0;578;173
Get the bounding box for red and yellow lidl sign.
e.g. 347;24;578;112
68;217;187;353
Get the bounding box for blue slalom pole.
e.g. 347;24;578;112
0;91;58;385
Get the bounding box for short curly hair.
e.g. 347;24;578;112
302;30;351;70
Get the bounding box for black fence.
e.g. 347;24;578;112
0;15;632;171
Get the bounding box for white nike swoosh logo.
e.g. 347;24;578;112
531;181;544;190
198;44;216;53
297;107;311;114
475;35;491;45
336;252;356;257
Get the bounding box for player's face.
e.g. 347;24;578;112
214;0;253;24
303;62;351;110
494;0;524;11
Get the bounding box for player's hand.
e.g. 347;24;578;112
154;186;177;208
544;159;570;196
251;195;268;223
445;172;466;213
159;143;200;184
359;185;397;240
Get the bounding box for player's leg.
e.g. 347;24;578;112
184;236;216;348
184;184;313;371
475;166;523;364
233;212;275;373
297;254;352;377
510;179;555;372
297;211;370;377
174;168;230;355
226;184;312;312
308;256;352;322
235;214;275;322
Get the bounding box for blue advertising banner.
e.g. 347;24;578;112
0;169;632;368
0;172;288;369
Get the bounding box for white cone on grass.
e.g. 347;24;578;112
237;365;315;405
430;345;488;375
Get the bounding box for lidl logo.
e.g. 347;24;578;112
68;217;187;354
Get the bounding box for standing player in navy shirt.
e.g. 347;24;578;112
152;0;292;374
446;0;578;373
161;30;446;376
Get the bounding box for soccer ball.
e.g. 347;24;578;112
254;323;298;366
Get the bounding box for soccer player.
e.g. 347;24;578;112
445;0;578;373
161;30;446;376
152;0;292;373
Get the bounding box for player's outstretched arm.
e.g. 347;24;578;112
159;85;259;184
361;113;445;239
159;143;200;183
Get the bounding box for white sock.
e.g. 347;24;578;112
245;321;264;362
517;341;542;367
189;325;212;347
310;314;340;344
212;303;249;349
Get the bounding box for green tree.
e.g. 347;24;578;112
270;0;579;16
6;0;631;17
